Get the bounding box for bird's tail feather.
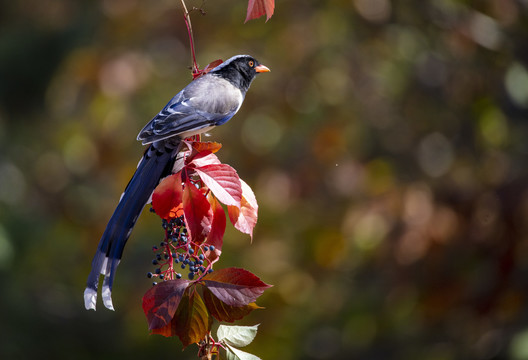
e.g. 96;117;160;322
85;140;180;310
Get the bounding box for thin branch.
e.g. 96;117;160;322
180;0;199;75
180;0;202;141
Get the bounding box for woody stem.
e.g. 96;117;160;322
180;0;199;75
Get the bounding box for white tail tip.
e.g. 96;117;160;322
84;288;97;311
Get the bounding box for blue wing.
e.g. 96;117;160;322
137;74;243;145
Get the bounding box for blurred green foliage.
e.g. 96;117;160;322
1;0;528;359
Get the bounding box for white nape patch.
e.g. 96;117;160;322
210;55;252;72
84;288;98;311
102;286;115;311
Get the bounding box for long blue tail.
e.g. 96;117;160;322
85;139;181;310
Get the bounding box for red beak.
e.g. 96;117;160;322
255;64;270;73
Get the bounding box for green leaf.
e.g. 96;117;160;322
225;344;262;360
172;288;212;348
217;324;259;348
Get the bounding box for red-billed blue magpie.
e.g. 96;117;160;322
85;55;270;310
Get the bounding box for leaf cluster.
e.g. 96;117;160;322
143;141;271;350
143;267;269;348
152;141;258;246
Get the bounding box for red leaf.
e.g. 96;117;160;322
151;172;183;220
245;0;275;23
187;150;222;168
183;177;213;244
227;179;258;238
142;280;190;332
206;193;226;259
202;267;271;307
192;59;224;80
202;287;262;323
192;141;222;154
203;59;223;72
172;288;213;348
194;164;242;207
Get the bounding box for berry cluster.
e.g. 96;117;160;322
147;214;215;285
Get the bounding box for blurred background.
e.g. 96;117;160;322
1;0;528;359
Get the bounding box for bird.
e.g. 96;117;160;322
84;55;270;311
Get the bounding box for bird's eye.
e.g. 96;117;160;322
248;60;254;67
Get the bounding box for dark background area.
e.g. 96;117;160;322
1;0;528;359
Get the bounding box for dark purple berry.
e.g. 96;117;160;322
147;272;153;278
152;259;159;265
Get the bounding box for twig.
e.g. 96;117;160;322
180;0;199;75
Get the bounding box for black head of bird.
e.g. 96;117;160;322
210;55;270;93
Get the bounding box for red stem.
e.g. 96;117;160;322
180;0;199;75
